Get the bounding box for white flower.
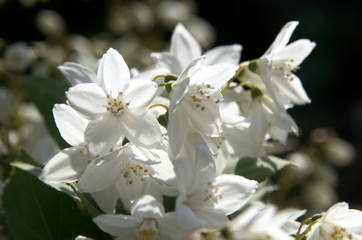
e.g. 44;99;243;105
66;48;162;156
168;57;238;155
93;195;187;240
77;141;176;212
230;202;305;240
263;21;316;109
227;57;299;145
151;23;242;75
173;144;257;230
306;202;362;240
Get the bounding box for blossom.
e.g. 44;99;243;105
151;23;241;75
3;42;32;72
263;21;316;109
225;57;299;145
65;48;162;156
230;202;306;240
93;195;187;240
77;140;176;212
306;202;362;240
168;57;238;155
173;144;258;230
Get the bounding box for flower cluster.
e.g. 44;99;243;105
39;22;362;239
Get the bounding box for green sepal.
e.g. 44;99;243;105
248;60;259;73
165;82;173;94
157;111;169;128
251;86;263;100
164;74;178;83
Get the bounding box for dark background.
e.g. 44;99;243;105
1;0;361;208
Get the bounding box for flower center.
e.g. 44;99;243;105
275;58;299;81
321;223;353;240
189;84;217;111
105;91;129;115
203;182;223;206
121;161;150;185
134;219;159;240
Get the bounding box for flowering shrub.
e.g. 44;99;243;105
1;19;361;240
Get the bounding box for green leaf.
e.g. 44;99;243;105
20;76;70;149
235;156;296;183
2;167;112;240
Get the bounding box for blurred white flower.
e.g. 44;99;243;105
3;42;32;72
230;202;305;240
306;202;362;240
36;9;66;38
157;1;194;28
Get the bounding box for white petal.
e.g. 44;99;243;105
91;184;119;213
176;197;203;230
120;111;162;148
274;39;316;66
114;176;154;210
223;125;264;158
40;146;89;183
193;144;217;185
193;207;230;229
84;115;123;157
97;48;130;95
66;83;106;119
261;97;296;131
184;100;222;137
336;210;362;233
248;102;269;145
271;74;311;106
324;202;349;221
170;23;202;70
149;153;176;183
177;56;205;82
214;174;258;215
264;21;299;55
126;79;157;112
158;212;190;240
150;52;183;75
204;44;242;66
171;77;190;110
131;195;165;220
93;214;139;237
269;126;289;144
53;104;87;146
123;145;160;165
78;151;123;192
168;107;190;155
57;62;98;86
191;63;238;90
172;156;193;196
